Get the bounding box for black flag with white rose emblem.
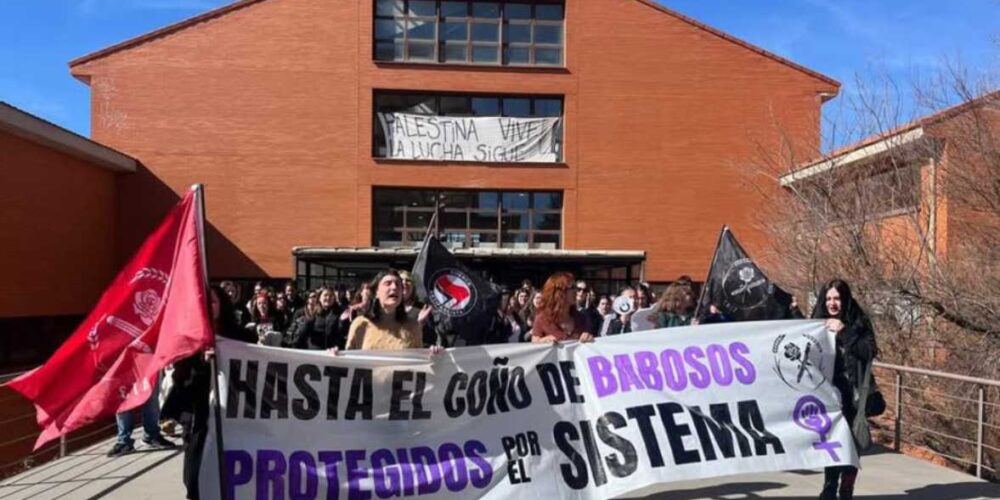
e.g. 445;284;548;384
412;236;500;346
694;226;795;322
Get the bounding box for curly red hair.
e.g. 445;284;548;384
538;272;575;326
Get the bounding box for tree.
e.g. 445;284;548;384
744;61;999;477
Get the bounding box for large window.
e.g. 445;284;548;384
373;91;563;160
800;162;921;222
374;1;564;66
373;188;563;248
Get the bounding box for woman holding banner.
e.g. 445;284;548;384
531;272;596;344
343;270;445;356
811;279;878;500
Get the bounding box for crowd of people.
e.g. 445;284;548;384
108;270;874;500
214;272;741;351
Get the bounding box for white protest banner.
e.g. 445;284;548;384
200;320;857;499
377;113;560;163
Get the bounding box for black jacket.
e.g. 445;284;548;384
605;316;632;336
577;305;604;336
292;306;345;350
811;284;878;421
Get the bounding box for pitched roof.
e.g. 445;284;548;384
69;0;267;68
781;89;1000;185
69;0;840;92
633;0;839;89
0;101;137;173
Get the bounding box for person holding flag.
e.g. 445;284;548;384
411;235;500;347
3;186;215;453
2;185;231;500
165;285;256;500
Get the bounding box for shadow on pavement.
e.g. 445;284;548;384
900;482;1000;500
637;480;1000;500
638;481;788;499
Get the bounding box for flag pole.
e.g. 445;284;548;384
193;184;228;500
422;207;440;245
693;225;728;320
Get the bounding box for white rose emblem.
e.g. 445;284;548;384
134;289;161;326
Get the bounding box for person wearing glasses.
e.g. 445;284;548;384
574;280;604;338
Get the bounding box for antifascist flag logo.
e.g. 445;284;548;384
413;236;498;344
429;269;478;317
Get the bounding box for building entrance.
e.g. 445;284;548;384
293;247;644;296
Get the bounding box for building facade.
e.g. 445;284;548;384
0;103;136;471
68;0;838;292
781;92;1000;266
0;102;136;368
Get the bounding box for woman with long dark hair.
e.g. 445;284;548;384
345;270;440;352
293;287;344;350
523;290;543;333
504;294;528;342
811;279;878;500
246;292;287;346
531;272;596;343
164;286;254;500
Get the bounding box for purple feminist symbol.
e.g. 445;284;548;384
793;395;842;462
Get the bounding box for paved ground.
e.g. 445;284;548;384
1;438;998;499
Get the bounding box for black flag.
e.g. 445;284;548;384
694;226;795;322
412;236;500;346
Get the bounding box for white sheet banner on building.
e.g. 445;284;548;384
199;320;857;499
377;113;560;162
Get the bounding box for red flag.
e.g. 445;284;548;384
4;187;214;449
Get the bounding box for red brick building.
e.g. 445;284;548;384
0;103;137;470
0;102;136;367
781;91;1000;268
67;0;838;292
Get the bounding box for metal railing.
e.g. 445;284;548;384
0;369;116;478
874;361;1000;479
1;364;997;479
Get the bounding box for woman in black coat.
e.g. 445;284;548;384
811;279;878;500
291;287;345;350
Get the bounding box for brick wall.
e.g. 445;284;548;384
0;131;118;317
71;0;836;282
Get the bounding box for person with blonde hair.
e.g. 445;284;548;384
656;281;696;328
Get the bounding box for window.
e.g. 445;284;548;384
373;188;562;248
859;165;921;215
799;162;921;222
374;1;564;66
373;91;564;160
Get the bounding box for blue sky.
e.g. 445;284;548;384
1;0;996;148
